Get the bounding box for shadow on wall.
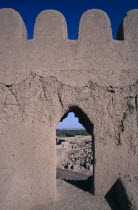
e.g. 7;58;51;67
105;179;132;210
65;175;93;193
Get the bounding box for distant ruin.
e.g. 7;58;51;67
56;129;93;173
0;8;137;210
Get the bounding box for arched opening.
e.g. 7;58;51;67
56;106;95;194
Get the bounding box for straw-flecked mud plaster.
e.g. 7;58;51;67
0;8;138;210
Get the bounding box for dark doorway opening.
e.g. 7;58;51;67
56;106;95;194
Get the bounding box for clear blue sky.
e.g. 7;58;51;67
0;0;137;128
58;112;84;129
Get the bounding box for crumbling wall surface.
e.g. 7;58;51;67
0;8;137;210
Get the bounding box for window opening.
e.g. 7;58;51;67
56;106;95;194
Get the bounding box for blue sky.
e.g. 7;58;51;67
58;112;84;129
0;0;137;128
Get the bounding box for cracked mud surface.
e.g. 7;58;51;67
0;74;137;209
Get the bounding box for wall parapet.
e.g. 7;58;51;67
0;8;137;42
0;8;137;86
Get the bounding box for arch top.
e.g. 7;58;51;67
117;9;138;42
34;9;68;41
60;106;94;135
0;8;27;43
78;9;112;43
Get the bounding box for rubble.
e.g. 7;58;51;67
57;135;93;175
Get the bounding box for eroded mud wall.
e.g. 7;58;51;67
0;8;137;210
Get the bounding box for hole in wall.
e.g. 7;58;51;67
105;179;132;210
56;106;95;194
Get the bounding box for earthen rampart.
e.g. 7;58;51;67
0;8;137;210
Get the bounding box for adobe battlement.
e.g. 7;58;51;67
0;8;138;210
0;8;137;87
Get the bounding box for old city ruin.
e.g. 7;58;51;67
56;132;93;175
0;7;137;210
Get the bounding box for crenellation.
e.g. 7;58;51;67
122;9;138;42
78;9;112;42
34;10;67;41
0;8;27;44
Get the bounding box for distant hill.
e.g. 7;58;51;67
56;129;90;137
